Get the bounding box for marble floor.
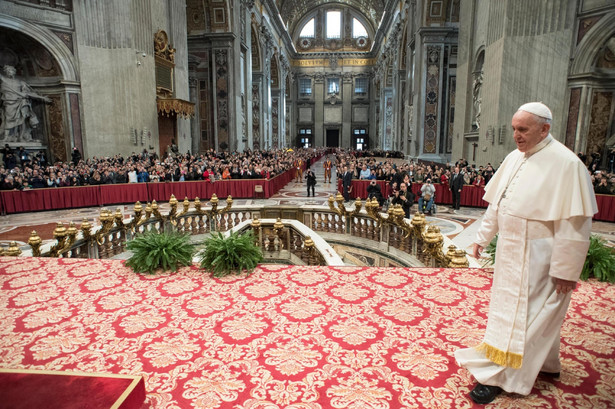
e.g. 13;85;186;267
1;156;613;254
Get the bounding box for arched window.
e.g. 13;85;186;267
299;18;315;38
294;6;373;52
326;11;341;39
353;18;368;38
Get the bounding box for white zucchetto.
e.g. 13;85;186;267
517;102;552;120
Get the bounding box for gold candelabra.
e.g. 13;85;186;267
27;231;42;257
328;192;363;217
365;197;413;238
1;241;22;256
192;194;234;218
251;217;262;246
135;202;154;228
95;209;116;245
303;235;315;263
174;196;191;221
364;199;469;267
421;223;469;267
273;217;284;242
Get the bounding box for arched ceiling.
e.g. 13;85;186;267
275;0;385;35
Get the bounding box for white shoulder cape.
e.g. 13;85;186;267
483;137;598;221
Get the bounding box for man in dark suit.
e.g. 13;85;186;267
450;166;464;213
342;165;353;202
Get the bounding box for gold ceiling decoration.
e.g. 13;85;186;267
157;98;195;118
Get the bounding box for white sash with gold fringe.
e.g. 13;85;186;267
476;213;531;369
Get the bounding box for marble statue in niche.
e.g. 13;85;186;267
0;65;51;142
471;71;483;130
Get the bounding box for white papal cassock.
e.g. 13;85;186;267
455;134;598;395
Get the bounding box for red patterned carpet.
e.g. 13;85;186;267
0;257;614;408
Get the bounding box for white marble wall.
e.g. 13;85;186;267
74;0;189;158
453;0;577;167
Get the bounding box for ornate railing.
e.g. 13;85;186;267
248;218;329;266
2;192;469;268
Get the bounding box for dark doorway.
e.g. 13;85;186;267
158;115;176;157
326;129;339;147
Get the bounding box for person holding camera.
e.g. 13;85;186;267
367;179;384;206
418;179;436;215
305;167;316;197
391;182;415;218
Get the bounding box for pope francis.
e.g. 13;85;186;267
455;102;598;404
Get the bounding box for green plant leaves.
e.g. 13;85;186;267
125;229;196;274
482;234;498;267
199;230;263;277
581;235;615;283
124;228;263;277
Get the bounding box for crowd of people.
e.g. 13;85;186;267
335;151;499;216
0;144;321;191
2;142;613;198
335;152;495;188
583;148;615;195
334;146;615;212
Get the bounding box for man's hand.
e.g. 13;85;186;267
555;278;577;294
472;243;483;259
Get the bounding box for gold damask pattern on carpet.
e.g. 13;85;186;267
0;257;613;408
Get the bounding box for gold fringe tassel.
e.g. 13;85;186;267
475;343;523;369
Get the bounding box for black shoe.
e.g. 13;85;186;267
469;383;502;404
539;371;560;378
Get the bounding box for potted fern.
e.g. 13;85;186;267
125;229;196;274
581;235;615;283
199;230;263;277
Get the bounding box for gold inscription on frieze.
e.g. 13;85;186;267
292;59;328;67
342;59;375;66
291;58;375;67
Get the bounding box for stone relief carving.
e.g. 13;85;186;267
241;94;247;142
285;105;291;146
0;65;51;143
384;95;393;150
329;53;339;69
407;105;414;141
252;83;260;149
48;95;66;162
272;97;279;148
